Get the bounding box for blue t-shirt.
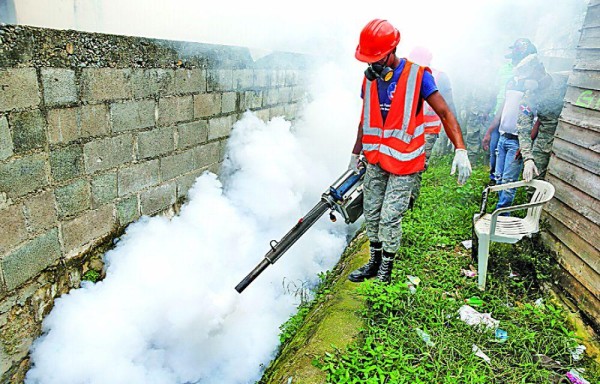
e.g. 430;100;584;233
362;58;438;122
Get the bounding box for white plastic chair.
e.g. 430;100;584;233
472;179;555;290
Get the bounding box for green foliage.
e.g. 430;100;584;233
81;269;101;283
314;156;599;384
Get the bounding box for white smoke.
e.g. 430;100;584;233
25;44;362;383
18;0;588;383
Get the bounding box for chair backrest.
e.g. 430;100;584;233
525;179;555;230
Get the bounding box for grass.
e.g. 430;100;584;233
306;156;600;384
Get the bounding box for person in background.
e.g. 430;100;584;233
462;82;496;166
407;45;459;206
485;38;537;185
483;51;544;211
518;71;568;182
347;19;471;284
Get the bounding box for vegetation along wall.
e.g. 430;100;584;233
542;0;600;329
0;24;310;381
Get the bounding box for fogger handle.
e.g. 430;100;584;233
235;258;271;293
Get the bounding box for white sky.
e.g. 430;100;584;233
16;0;588;383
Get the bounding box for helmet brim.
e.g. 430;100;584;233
355;46;391;63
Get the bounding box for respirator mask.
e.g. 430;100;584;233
365;53;394;82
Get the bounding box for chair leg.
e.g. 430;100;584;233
477;236;490;290
471;224;478;263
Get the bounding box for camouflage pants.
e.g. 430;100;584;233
533;120;558;179
413;134;438;202
465;114;487;163
363;163;418;254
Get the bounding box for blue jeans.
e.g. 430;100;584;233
489;129;500;181
494;135;523;210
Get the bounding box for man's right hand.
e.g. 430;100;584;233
482;132;491;151
348;153;361;173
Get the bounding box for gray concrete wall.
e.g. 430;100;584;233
0;24;310;382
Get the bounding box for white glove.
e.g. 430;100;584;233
348;153;360;173
451;149;472;185
523;159;539;182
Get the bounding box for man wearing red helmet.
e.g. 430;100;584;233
347;19;471;284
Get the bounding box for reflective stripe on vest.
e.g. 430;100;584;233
363;143;425;161
361;61;426;175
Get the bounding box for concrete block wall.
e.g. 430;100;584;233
0;25;310;382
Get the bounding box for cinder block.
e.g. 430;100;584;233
193;93;221;118
241;91;263;110
207;69;234;92
22;191;57;235
0;68;40;112
41;68;77;106
193;141;221;169
175;170;204;199
160;150;195;182
54;178;91;219
218;139;228;160
91;171;117;208
61;205;115;256
174;69;206;94
47;107;78;144
221;92;237;114
9;110;47;153
207;116;234;141
80;68;132;102
131;68;175;98
0;154;48;198
253;70;270;88
117;160;159;196
1;229;61;290
110;100;155;133
176;120;208;149
0;116;13;161
285;70;300;86
137;127;174;159
79;104;110;139
278;87;293;104
116;195;139;226
49;144;84;182
233;69;254;90
157;96;193;126
47;104;109;144
83;134;134;174
140;182;176;215
264;88;280;107
0;203;27;254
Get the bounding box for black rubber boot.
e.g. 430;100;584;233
376;251;395;284
348;242;382;282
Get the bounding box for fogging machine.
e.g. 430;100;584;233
235;163;366;293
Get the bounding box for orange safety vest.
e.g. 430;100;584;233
423;69;442;134
360;61;428;175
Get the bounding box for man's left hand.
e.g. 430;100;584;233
451;149;472;185
523;159;539;182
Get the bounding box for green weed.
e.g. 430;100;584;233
81;269;101;283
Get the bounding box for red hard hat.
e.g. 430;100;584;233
355;19;401;63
